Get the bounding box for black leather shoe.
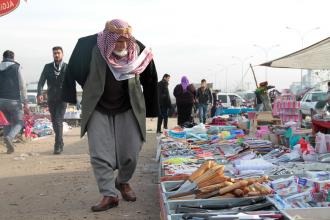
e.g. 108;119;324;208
91;196;119;212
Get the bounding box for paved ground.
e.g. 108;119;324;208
0;118;177;220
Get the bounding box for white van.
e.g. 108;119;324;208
216;92;245;108
27;92;38;107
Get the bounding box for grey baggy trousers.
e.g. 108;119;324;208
87;109;143;197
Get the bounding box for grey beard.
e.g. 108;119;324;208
113;49;128;57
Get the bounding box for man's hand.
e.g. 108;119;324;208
23;102;30;114
37;95;43;103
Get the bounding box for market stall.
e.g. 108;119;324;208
156;115;330;220
260;36;330;134
156;37;330;220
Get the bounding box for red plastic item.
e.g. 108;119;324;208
298;138;309;154
0;111;9;126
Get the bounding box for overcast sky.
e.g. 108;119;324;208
1;0;329;92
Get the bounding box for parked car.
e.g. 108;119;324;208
300;91;328;116
237;91;256;107
216;92;245;108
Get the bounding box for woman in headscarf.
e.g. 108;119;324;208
173;76;196;126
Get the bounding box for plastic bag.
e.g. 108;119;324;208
190;123;206;134
315;132;328;154
302;152;318;162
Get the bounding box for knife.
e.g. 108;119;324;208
175;160;215;193
179;197;267;210
172;166;224;198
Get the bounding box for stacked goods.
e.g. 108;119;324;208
168;161;272;200
273;92;301;123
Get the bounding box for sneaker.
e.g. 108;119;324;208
4;137;14;154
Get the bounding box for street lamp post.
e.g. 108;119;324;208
253;44;280;81
232;56;253;91
217;63;237;92
207;68;220;89
286;26;320;89
218;67;229;92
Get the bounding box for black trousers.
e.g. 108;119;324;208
48;101;66;148
157;106;169;132
177;103;193;126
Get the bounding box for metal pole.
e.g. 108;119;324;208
265;53;268;81
226;71;228;92
253;44;279;81
250;64;258;88
214;72;216;89
232;56;252;91
300;37;303;89
241;63;244;90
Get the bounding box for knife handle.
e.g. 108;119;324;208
189;160;214;181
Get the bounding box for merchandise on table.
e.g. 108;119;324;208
166;161;272;200
269;174;330;209
166;196;284;220
32;118;53;137
158;117;330;219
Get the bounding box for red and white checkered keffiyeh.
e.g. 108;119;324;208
97;19;153;81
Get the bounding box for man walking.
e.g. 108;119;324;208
62;19;158;211
0;50;28;154
157;74;171;133
37;47;67;154
196;79;212;124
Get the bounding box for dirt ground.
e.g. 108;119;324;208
0;118;177;220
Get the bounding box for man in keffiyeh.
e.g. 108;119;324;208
62;19;158;211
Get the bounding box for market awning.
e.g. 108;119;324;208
260;37;330;70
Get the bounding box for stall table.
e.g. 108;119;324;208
215;107;255;116
312;119;330;134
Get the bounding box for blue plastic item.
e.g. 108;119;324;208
230;129;244;135
215;108;255;116
168;130;186;139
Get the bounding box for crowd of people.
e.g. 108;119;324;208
156;75;214;133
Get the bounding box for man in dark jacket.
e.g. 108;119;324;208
157;74;171;133
196;79;212;124
61;19;158;212
0;50;28;154
37;46;68;154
